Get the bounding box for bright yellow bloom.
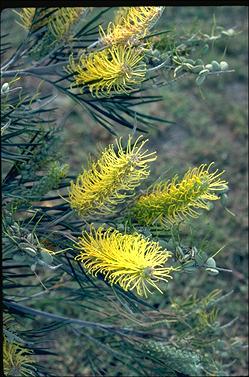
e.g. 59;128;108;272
68;44;147;97
68;135;157;217
99;7;164;45
3;336;35;377
75;226;176;297
132;163;228;226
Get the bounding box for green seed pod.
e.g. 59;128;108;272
195;251;208;266
222;28;235;37
184;58;195;65
191;65;204;74
206;267;219;275
199;69;210;75
220;61;229;71
183;63;194;70
205;64;213;71
195;59;204;65
1;82;10;94
211;60;221;71
206;257;216;268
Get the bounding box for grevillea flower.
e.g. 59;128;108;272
17;7;85;37
16;8;86;60
68;44;147;97
132;163;228;226
75;226;176;297
15;8;56;31
47;7;86;41
3;336;35;377
15;8;36;29
68;135;157;217
99;7;164;45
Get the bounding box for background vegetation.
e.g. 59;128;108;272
2;6;248;376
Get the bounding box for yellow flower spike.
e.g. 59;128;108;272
132;163;228;226
15;8;36;29
15;8;56;31
68;135;157;217
3;336;35;377
16;8;86;41
99;6;164;45
75;226;176;297
48;8;86;41
68;44;147;97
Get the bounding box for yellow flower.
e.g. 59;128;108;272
75;226;176;297
15;8;36;29
16;8;85;37
68;135;157;217
132;163;228;226
16;8;87;61
99;7;164;45
15;8;56;31
68;44;147;97
3;336;35;377
48;7;85;41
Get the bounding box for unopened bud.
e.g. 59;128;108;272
1;82;9;94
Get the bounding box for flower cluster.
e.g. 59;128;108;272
68;7;164;96
68;135;156;217
131;163;228;226
15;8;55;31
17;8;86;60
17;7;85;38
3;336;35;377
99;7;164;45
75;226;176;297
47;8;85;41
16;8;36;29
68;45;147;97
69;135;228;296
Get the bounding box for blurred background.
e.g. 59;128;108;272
2;6;248;375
